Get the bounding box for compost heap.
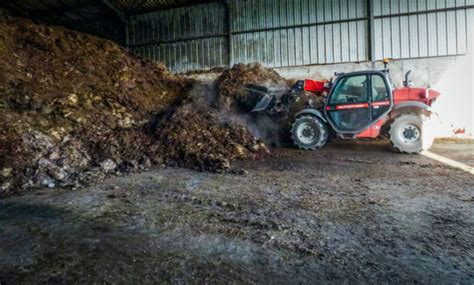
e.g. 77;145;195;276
0;16;267;197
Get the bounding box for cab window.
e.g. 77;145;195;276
371;75;391;119
371;75;389;102
329;75;368;105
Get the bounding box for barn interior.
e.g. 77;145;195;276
0;1;473;283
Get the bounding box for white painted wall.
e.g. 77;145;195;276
276;10;474;138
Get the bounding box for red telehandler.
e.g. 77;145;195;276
249;60;440;154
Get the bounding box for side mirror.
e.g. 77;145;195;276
403;70;414;87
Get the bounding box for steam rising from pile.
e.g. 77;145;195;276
153;82;268;172
215;63;292;146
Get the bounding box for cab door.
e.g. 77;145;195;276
325;73;392;134
370;74;391;121
325;74;371;132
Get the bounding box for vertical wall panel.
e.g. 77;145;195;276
408;15;420;57
302;26;311;65
446;11;457;55
332;24;341;63
309;26;318;63
317;25;326;63
399;16;409;58
418;14;429;57
324;24;334;63
357;21;367;61
457;9;467;54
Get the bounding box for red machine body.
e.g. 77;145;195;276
300;79;439;139
392;87;440;106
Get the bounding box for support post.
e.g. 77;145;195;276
223;0;233;67
368;0;376;69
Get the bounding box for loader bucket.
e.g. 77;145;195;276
242;84;289;113
252;94;275;112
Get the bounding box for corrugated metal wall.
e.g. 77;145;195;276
127;2;228;72
127;0;473;72
373;0;473;60
230;0;368;67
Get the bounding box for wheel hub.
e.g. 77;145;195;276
297;122;318;144
402;124;420;142
302;128;313;137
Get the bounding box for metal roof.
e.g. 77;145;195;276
0;0;214;22
116;0;212;13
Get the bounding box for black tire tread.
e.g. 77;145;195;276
291;115;329;150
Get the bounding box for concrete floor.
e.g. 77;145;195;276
0;140;473;284
430;139;474;166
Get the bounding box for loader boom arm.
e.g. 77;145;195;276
250;79;329;115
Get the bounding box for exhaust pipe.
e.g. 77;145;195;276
403;70;413;87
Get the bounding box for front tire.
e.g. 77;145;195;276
389;113;435;154
291;115;329;150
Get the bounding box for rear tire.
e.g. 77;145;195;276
389;113;435;154
291;115;329;150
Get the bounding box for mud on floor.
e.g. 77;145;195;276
1;141;473;284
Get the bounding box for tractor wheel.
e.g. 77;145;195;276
389;113;435;154
291;115;329;150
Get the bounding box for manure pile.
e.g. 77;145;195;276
0;16;288;197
